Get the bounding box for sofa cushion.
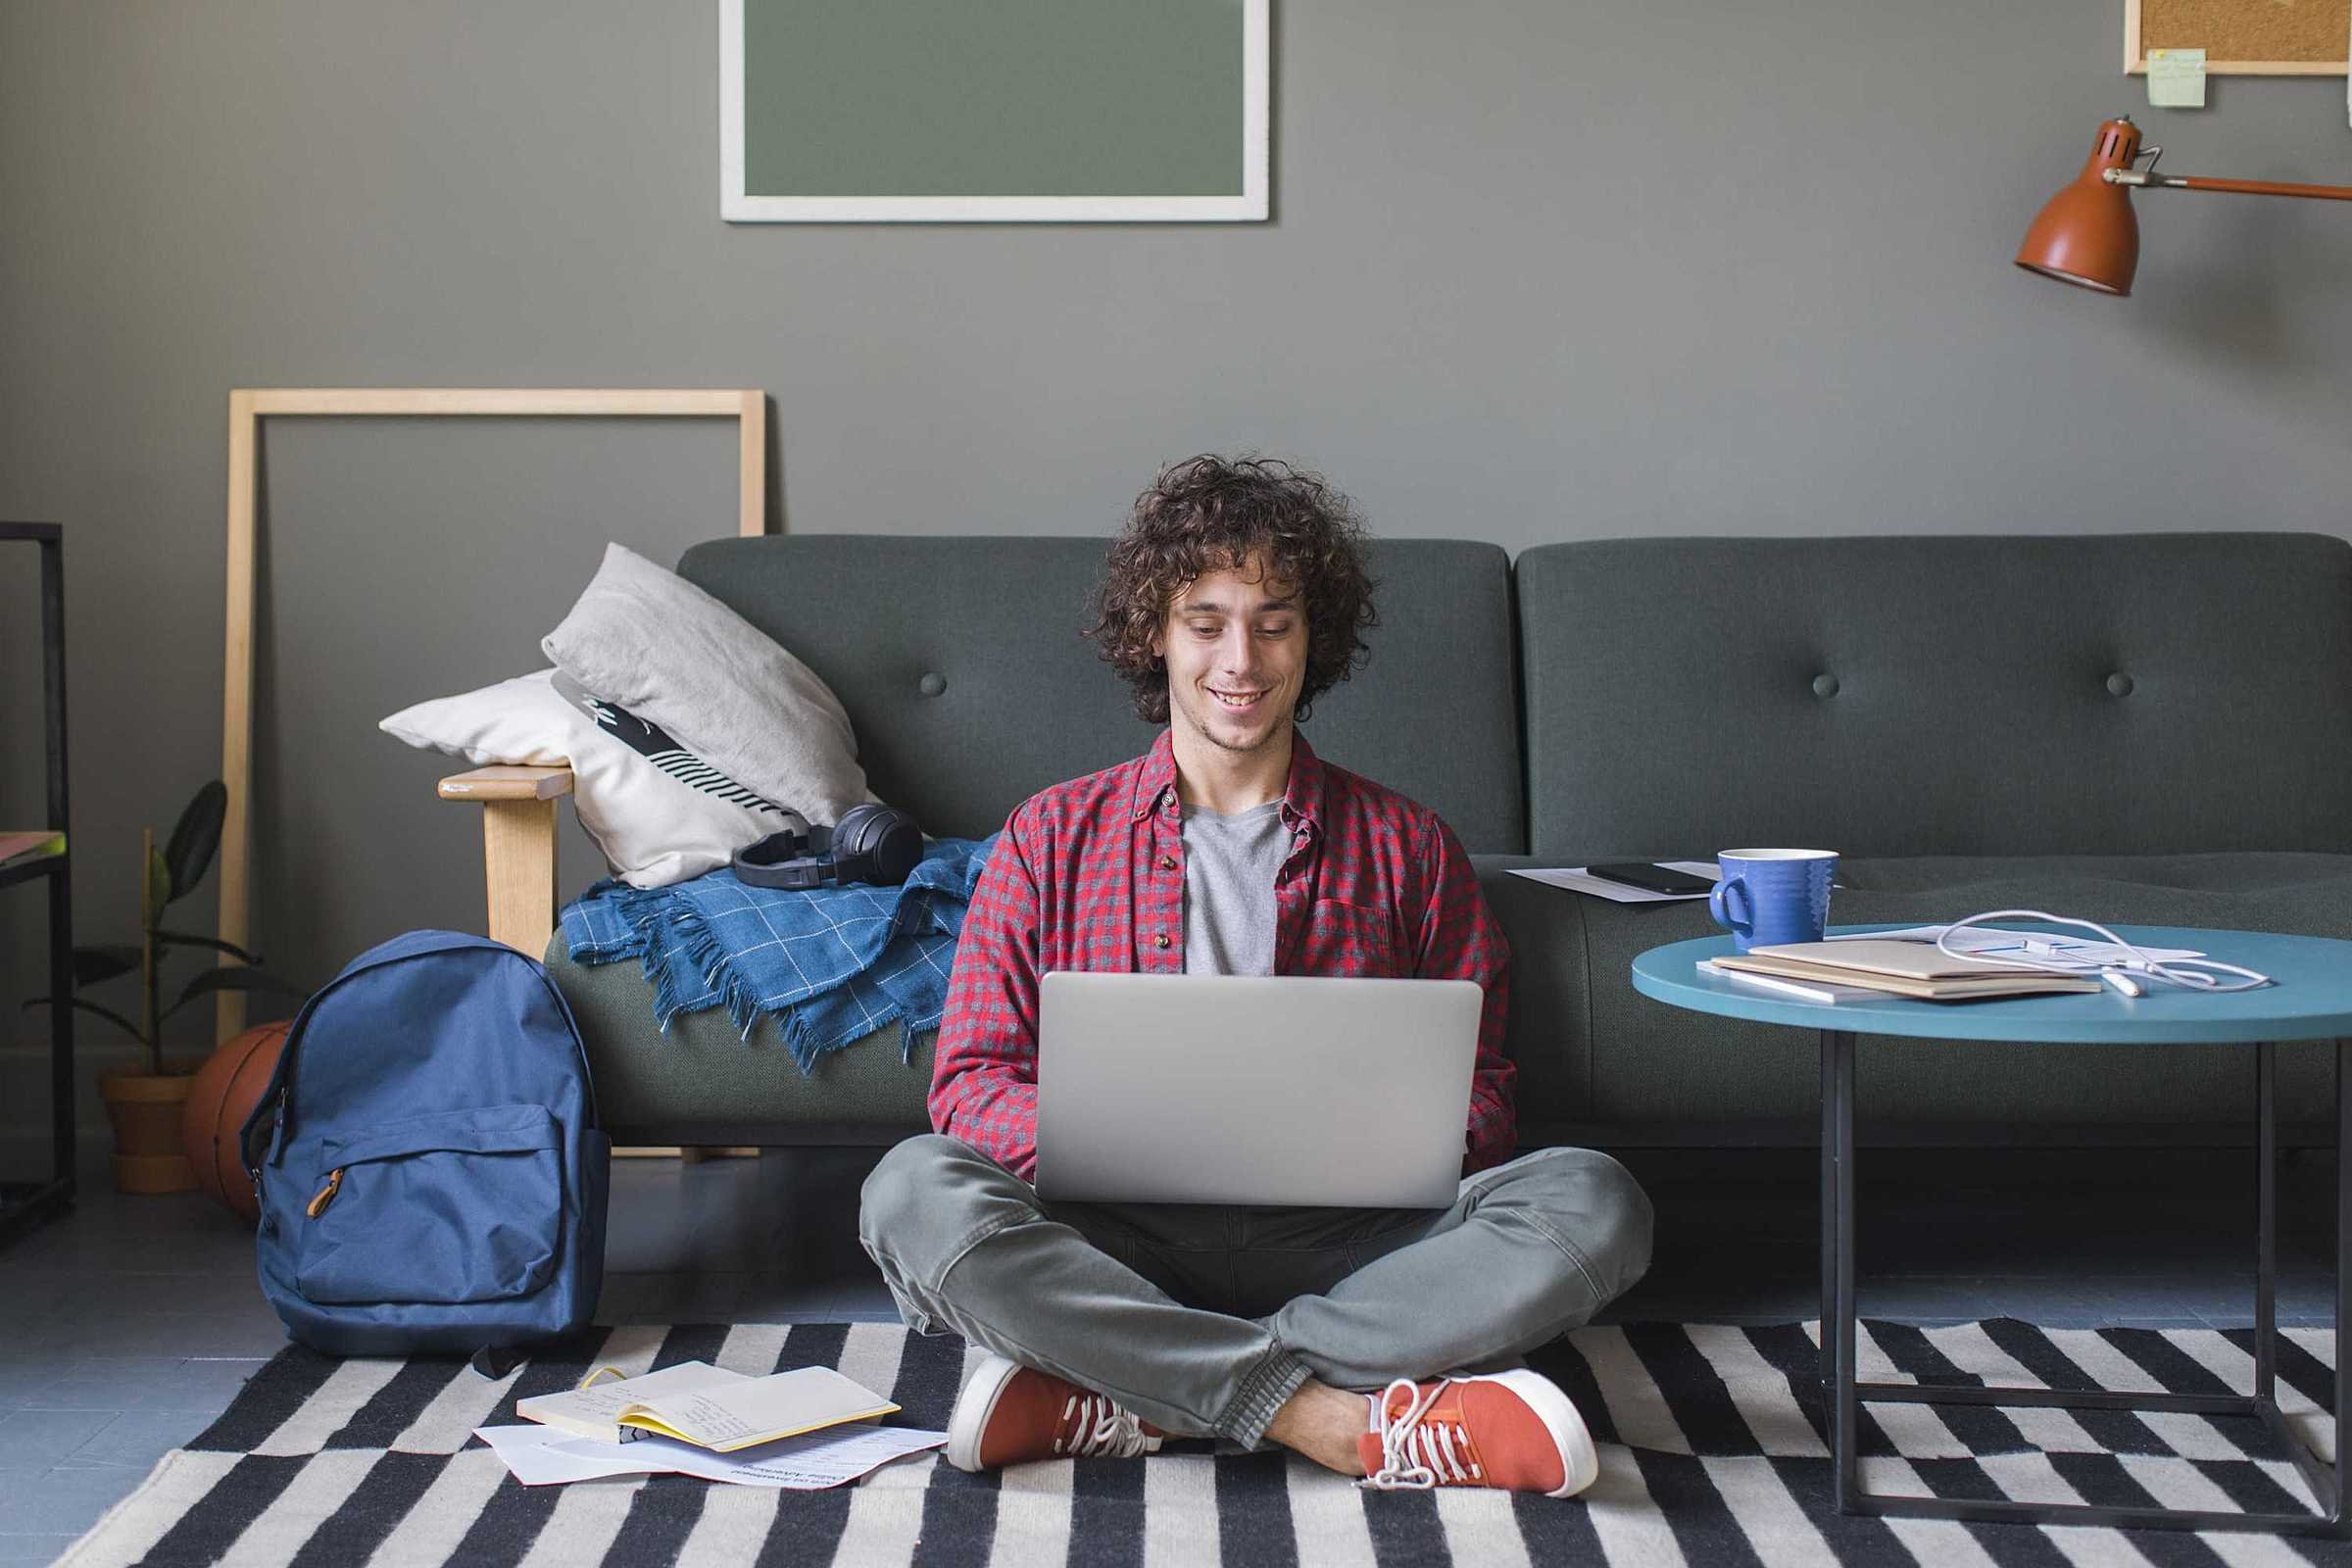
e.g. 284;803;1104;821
542;541;870;827
547;935;929;1144
382;669;803;890
1514;534;2352;860
674;535;1527;854
1479;851;2352;1141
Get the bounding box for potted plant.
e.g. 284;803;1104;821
27;781;308;1193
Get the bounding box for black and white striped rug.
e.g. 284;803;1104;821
57;1318;2351;1567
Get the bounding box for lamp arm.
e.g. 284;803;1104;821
2106;169;2352;202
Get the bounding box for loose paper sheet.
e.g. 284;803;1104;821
477;1425;675;1485
475;1422;946;1489
631;1426;947;1488
1696;958;1886;1004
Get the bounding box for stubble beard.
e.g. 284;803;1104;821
1178;686;1292;757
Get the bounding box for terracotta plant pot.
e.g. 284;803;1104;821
100;1068;198;1194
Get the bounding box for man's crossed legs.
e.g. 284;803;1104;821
858;1136;1653;1495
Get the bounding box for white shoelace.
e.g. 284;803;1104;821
1054;1392;1156;1459
1359;1378;1481;1491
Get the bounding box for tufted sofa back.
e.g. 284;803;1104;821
678;534;1528;853
1514;533;2352;859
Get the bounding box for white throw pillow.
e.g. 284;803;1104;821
542;542;872;827
381;669;806;890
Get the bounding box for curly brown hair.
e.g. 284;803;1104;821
1085;455;1379;725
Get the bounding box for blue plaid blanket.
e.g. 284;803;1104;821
559;835;995;1072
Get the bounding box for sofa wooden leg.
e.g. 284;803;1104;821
481;797;558;956
612;1146;761;1160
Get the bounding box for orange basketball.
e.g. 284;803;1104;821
181;1021;291;1224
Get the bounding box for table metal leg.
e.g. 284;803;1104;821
2258;1042;2277;1407
1819;1028;1838;1395
1816;1033;2347;1537
2335;1038;2348;1514
1824;1028;1858;1506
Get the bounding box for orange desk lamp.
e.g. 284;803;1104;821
2016;116;2352;295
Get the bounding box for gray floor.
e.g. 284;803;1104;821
0;1140;2336;1563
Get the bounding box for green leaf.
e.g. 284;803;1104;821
71;945;142;988
162;781;228;906
150;929;263;965
162;965;309;1021
21;995;145;1043
143;845;172;927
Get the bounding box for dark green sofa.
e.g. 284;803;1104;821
545;532;2352;1149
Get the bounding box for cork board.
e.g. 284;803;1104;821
2127;0;2349;74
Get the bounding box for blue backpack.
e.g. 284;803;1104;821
243;931;610;1356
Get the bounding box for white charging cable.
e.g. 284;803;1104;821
1933;909;2274;998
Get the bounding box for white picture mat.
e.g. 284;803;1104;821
718;0;1270;222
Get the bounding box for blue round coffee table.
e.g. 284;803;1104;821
1633;923;2352;1539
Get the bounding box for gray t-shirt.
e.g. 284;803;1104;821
1180;799;1288;976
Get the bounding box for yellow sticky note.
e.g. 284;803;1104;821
2147;47;2207;109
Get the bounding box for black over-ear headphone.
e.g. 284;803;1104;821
732;803;925;891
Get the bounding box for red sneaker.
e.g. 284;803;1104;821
1355;1369;1599;1497
944;1353;1165;1473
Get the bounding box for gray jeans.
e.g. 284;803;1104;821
857;1135;1654;1448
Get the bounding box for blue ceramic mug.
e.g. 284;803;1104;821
1709;849;1838;953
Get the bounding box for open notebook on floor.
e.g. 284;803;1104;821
516;1359;898;1451
1710;939;2103;1003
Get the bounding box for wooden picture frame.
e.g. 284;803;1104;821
2126;0;2349;74
216;387;768;1037
720;0;1270;222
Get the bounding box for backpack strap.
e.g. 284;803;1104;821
236;975;341;1186
237;1025;298;1188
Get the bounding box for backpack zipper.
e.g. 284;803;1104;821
306;1166;344;1218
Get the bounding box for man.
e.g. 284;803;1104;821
858;456;1652;1495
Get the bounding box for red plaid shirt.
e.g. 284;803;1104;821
929;728;1516;1180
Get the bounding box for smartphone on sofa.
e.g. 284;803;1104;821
1588;861;1713;896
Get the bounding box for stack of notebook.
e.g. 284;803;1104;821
1704;939;2102;1003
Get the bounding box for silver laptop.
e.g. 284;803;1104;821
1034;971;1484;1208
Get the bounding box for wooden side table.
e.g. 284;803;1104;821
0;521;73;1247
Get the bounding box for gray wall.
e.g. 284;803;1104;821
4;1;2349;1130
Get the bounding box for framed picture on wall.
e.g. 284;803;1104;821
719;0;1270;222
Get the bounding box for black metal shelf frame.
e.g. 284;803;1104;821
1;521;74;1248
